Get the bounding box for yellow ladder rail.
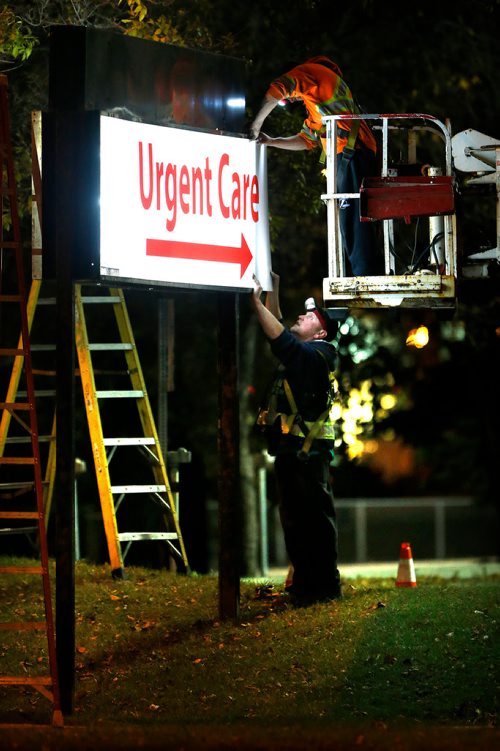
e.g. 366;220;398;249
74;287;123;574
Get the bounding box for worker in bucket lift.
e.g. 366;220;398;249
249;56;383;276
251;271;342;606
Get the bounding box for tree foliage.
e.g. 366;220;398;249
0;5;37;66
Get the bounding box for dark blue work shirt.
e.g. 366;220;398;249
269;327;337;423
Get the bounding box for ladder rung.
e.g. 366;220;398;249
0;348;25;356
96;390;144;398
81;295;122;304
0;622;46;631
0;565;43;574
38;297;57;305
0;482;35;490
5;435;54;444
89;343;134;351
118;532;178;542
0;676;53;685
0;457;35;465
0;512;38;519
0;402;31;410
0;240;18;249
103;437;155;446
111;484;166;494
31;344;56;351
0;294;22;302
0;526;38;535
18;390;56;397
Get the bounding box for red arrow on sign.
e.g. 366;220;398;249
146;234;253;278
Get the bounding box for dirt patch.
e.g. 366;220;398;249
0;722;498;751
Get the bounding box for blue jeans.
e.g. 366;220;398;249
337;147;383;276
274;450;341;600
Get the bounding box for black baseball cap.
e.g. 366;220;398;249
305;298;347;341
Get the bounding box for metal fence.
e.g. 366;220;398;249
256;487;498;572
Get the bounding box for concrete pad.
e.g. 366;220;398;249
262;558;500;584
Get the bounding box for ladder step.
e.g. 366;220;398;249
89;343;134;351
0;294;22;302
5;435;54;444
0;512;39;519
111;484;166;494
0;402;31;410
0;565;44;574
31;344;56;351
0;457;36;465
18;390;56;397
0;348;25;356
96;390;144;398
0;526;38;536
0;622;46;632
0;676;53;685
81;295;122;304
118;532;178;542
0;482;35;490
103;437;155;446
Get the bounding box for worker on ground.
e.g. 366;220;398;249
251;271;342;606
249;56;383;276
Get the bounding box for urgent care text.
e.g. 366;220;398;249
138;142;260;232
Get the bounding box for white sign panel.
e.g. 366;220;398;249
99;116;271;290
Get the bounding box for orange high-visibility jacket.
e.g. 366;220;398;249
266;56;376;155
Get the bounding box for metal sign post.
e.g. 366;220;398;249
217;292;241;621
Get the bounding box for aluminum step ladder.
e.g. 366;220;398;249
74;284;189;579
0;73;63;726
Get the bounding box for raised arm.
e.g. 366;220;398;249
265;271;283;319
250;274;284;340
257;134;308;150
249;94;281;140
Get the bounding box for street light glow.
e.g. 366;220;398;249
406;325;429;348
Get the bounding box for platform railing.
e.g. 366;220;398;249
321;113;458;308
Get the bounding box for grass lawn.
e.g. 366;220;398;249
0;558;498;749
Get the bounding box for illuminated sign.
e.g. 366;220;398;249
99;116;271;290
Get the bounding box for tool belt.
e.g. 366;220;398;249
256;409;335;440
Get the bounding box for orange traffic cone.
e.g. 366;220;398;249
396;542;417;587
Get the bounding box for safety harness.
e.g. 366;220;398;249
256;351;338;458
319;114;360;166
283;378;334;457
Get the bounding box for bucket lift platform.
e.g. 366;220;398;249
322;114;457;309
